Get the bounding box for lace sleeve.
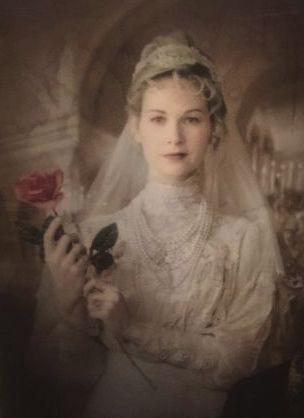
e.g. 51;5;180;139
28;268;106;388
123;222;276;389
27;210;123;384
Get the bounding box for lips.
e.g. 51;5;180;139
163;152;188;160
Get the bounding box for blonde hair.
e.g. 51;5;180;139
128;66;226;124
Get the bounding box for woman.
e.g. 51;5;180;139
41;33;283;418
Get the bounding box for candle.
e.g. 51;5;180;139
261;154;271;194
280;163;286;193
286;161;295;190
295;163;304;191
251;143;258;174
269;160;277;194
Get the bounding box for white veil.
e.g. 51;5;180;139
78;32;284;277
80;122;283;275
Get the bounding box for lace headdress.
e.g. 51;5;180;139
79;32;283;275
131;33;218;90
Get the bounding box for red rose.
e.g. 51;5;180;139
15;169;64;210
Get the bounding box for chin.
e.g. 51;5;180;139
158;168;195;183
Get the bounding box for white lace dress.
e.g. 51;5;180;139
80;178;276;418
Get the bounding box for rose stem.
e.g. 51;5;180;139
116;337;157;391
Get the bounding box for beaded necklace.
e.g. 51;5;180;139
127;193;213;289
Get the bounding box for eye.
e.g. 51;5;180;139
183;116;201;125
150;115;166;124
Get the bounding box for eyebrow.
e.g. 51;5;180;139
185;109;205;113
146;109;166;113
146;108;205;113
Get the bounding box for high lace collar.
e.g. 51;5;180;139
137;174;205;238
141;175;203;216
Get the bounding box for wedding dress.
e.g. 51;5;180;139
80;174;276;418
29;33;285;418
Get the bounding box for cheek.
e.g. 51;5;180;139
189;130;211;162
140;137;158;163
191;145;208;166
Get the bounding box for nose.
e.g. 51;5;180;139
166;121;184;145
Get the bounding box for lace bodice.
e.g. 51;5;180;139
81;177;277;389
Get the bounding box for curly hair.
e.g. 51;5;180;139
127;63;227;134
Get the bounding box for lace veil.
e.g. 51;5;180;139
79;33;283;276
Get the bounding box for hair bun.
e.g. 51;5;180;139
140;31;193;61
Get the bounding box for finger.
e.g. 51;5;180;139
74;254;89;275
85;265;97;280
88;307;107;320
87;294;105;307
97;266;117;284
92;279;115;292
88;299;104;310
87;291;110;304
83;278;98;297
99;268;113;283
69;254;89;274
65;243;87;266
88;300;110;313
44;217;62;253
103;287;120;303
69;233;80;243
55;234;74;258
87;299;112;318
90;284;119;303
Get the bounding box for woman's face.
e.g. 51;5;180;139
134;76;212;183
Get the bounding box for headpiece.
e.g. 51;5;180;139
131;35;219;90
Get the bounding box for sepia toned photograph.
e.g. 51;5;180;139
0;1;304;417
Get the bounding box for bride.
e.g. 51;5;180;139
40;33;283;418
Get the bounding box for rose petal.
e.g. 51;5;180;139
30;193;64;210
14;169;64;210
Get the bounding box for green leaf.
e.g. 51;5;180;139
90;223;118;255
89;223;118;274
90;252;114;274
15;222;43;246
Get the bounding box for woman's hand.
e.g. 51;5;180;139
44;217;89;322
83;273;129;343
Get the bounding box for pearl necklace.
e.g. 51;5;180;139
127;193;213;289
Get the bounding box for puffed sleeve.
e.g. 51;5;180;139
27;213;116;387
28;267;106;388
123;221;277;389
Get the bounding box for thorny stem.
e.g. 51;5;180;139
116;337;157;391
94;320;156;391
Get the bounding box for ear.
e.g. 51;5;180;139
128;114;141;143
208;134;220;149
208;122;223;150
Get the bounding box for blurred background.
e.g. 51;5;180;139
0;0;303;416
